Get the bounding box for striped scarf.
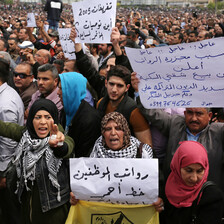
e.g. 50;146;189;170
90;136;153;159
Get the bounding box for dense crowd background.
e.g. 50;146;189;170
0;1;224;224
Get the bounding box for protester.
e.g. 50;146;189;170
61;59;96;107
16;40;34;64
0;58;24;224
70;112;163;212
44;0;63;30
13;62;38;110
57;72;101;157
0;98;74;224
90;111;153;158
8;37;20;62
97;65;152;146
160;141;223;224
26;64;62;119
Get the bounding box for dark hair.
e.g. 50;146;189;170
205;32;212;39
176;32;184;42
65;59;78;72
107;65;131;85
17;62;33;76
8;37;18;44
135;21;140;28
92;44;99;54
189;30;198;37
127;31;137;39
20;28;28;35
38;63;58;79
53;59;64;73
0;58;10;83
125;38;137;48
0;38;8;50
107;43;114;52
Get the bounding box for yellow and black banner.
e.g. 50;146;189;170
66;200;159;224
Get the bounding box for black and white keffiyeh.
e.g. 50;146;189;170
90;136;153;159
14;130;62;201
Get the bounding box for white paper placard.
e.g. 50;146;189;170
27;13;36;27
125;37;224;108
58;28;76;59
70;158;158;204
72;0;117;43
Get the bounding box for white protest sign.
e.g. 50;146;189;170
27;13;36;27
70;158;158;204
72;0;117;43
125;37;224;108
58;28;76;59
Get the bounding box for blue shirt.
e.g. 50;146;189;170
186;128;201;141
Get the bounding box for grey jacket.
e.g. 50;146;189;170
141;108;224;189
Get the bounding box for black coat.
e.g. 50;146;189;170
160;185;224;224
60;100;101;158
44;0;63;21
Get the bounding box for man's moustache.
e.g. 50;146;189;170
189;121;200;124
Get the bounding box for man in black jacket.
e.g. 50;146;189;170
44;0;63;31
97;65;152;146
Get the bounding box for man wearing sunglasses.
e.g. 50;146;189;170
13;62;38;110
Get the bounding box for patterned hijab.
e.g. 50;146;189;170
165;141;209;208
101;112;131;150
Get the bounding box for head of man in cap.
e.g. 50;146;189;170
18;41;34;62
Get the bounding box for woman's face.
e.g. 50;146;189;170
33;110;53;138
103;120;124;151
180;163;205;187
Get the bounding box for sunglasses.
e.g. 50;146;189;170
13;71;32;79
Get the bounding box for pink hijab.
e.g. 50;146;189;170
165;141;209;208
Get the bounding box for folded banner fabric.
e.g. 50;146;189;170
65;200;159;224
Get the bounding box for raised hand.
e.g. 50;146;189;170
48;120;65;147
110;27;120;46
70;27;77;43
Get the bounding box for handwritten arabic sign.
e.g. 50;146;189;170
125;37;224;108
70;158;158;204
72;0;117;43
58;28;76;59
27;13;36;27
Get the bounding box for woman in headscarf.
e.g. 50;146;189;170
57;72;101;158
90;111;153;158
161;141;223;224
0;98;74;224
70;112;163;213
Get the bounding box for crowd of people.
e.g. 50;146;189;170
0;1;224;223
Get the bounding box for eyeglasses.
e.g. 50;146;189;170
13;71;32;79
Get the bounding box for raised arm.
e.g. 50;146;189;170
70;27;105;98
